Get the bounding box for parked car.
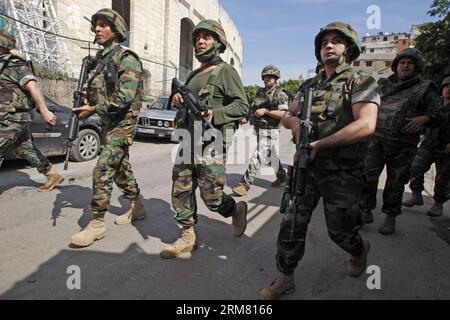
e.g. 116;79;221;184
136;97;178;139
5;97;103;162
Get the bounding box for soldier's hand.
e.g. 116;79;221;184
206;109;214;123
308;141;320;161
74;105;96;119
404;116;429;134
42;110;57;126
445;143;450;154
292;122;301;144
172;93;185;107
240;117;248;125
254;108;268;118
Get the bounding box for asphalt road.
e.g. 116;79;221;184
0;127;449;300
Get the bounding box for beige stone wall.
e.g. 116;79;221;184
53;0;244;98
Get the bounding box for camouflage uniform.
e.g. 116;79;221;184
171;20;249;227
0;36;52;175
407;79;450;204
88;42;143;215
240;81;289;188
275;22;381;275
359;49;442;220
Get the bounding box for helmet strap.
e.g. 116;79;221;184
195;41;221;63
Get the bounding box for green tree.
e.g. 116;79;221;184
279;79;302;99
414;0;450;85
244;85;259;104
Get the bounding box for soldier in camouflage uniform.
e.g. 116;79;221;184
232;65;288;196
0;25;64;192
402;76;450;217
160;20;249;259
70;9;146;247
260;22;380;300
359;48;442;235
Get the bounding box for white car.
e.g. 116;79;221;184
136;97;178;140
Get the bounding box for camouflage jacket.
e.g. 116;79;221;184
296;64;380;169
0;52;36;123
251;86;289;129
87;44;143;129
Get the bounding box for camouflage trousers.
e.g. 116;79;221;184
276;166;365;275
172;155;236;227
360;137;417;217
0;120;51;174
241;128;285;187
409;145;450;203
90;123;140;214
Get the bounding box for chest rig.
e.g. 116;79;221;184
307;68;367;159
0;54;34;116
87;45;143;126
252;86;286;129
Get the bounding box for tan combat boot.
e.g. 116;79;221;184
115;198;146;225
232;183;250;197
160;226;196;259
259;273;295;300
347;240;371;277
38;170;64;192
70;216;106;248
402;191;424;207
232;201;248;237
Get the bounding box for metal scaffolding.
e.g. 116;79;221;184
4;0;73;76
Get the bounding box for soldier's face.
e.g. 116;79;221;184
262;76;277;89
93;19;115;45
443;84;450;100
195;30;215;54
320;31;348;65
396;57;417;80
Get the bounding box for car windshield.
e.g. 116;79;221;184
149;98;178;111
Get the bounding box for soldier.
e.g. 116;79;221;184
259;22;380;300
359;48;442;235
0;27;64;192
160;20;249;259
70;9;146;247
232;65;288;197
402;76;450;217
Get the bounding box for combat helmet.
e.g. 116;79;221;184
91;8;128;42
440;76;450;93
314;22;361;63
391;48;424;73
261;65;281;80
192;19;227;53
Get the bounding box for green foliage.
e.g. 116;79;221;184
244;79;303;105
414;0;450;84
33;62;71;81
244;85;259;104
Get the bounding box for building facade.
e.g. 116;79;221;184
54;0;244;98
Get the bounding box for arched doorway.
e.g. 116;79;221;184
179;18;194;81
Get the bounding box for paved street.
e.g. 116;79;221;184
0;127;449;300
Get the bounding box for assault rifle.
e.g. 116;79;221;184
64;56;94;170
280;87;314;239
171;78;214;131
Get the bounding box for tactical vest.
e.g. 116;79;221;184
0;54;34;115
308;69;368;160
376;77;431;144
424;103;450;148
87;45;143;126
252;86;287;129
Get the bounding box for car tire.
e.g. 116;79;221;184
69;128;100;162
